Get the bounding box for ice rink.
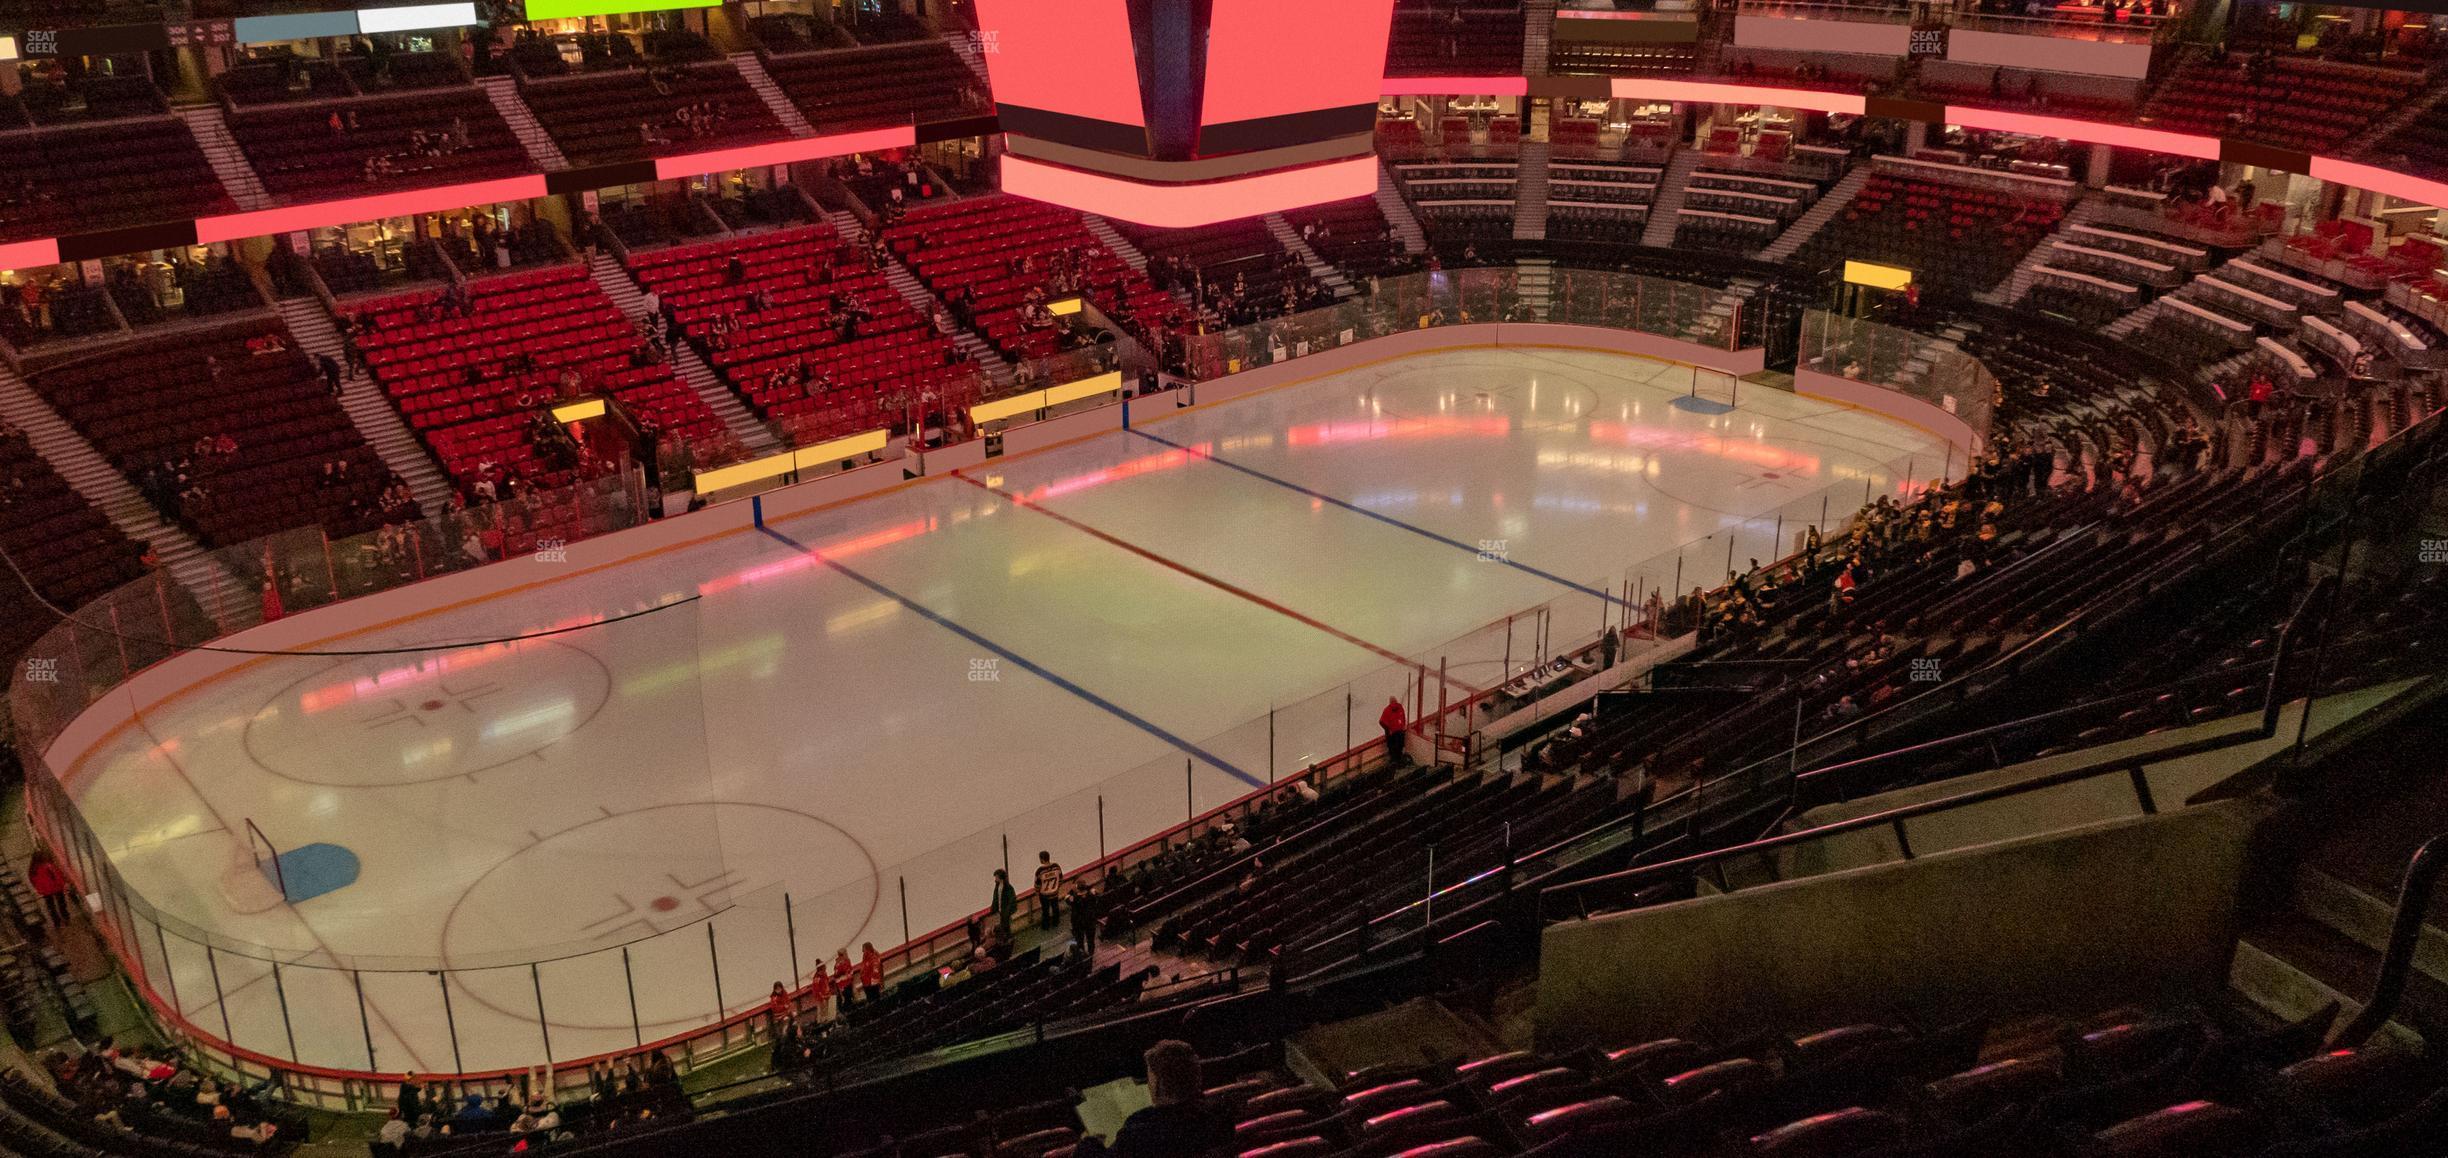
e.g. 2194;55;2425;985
60;347;1943;1073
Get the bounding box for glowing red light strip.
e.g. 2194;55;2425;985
652;127;918;182
1940;105;2221;161
1610;78;1867;115
2309;156;2448;212
0;237;60;269
193;176;552;244
1000;155;1379;228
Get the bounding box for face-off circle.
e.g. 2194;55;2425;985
242;641;612;787
439;802;880;1034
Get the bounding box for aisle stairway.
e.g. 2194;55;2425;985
477;75;568;169
1516;257;1555;320
729;52;816;137
1265;215;1357;299
1524;0;1558;75
273;298;453;515
1512;140;1552;241
1083;215;1152;274
1758;163;1875;262
1984;193;2111;306
837;210;1014;392
2231;733;2448;1053
585;251;782;455
174;105;271;211
0;361;237;627
1637;149;1704;247
1374;157;1431;255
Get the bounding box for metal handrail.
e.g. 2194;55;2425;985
1540;726;2260;923
2335;831;2448;1047
1540;559;2330;921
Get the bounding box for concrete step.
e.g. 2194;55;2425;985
729;52;814;137
1512;140;1552;242
0;360;240;628
2293;868;2448;992
1638;149;1705;248
1758;163;1875;263
2232;909;2435;1053
273;298;455;515
844;209;1017;391
1083;215;1151;274
173;104;271;211
1375;157;1431;255
585;251;780;454
477;75;568;170
1264;214;1356;300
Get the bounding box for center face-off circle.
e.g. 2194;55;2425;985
243;641;612;787
440;802;879;1034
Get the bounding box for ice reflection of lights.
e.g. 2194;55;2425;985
825;599;900;634
1020;446;1198;503
695;516;936;597
1538;448;1664;478
1286;416;1511;446
614;636;787;697
398;736;455;769
1585;421;1821;474
481;701;574;741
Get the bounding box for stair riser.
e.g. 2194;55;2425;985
2230;940;2423;1052
2295;871;2448;991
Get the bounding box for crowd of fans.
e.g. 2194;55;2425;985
39;1039;290;1148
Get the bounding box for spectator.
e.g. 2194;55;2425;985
1109;1040;1231;1158
28;850;70;926
990;868;1018;936
831;948;856;1010
1379;695;1407;766
1034;851;1063;929
858;942;883;1003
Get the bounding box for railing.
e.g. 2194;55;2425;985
1798;309;1998;447
7;264;1888;1108
1172;267;1743;383
2336;831;2448;1046
1734;0;2172;44
1538;722;2262;923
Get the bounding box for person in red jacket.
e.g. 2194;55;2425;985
27;851;69;927
1379;696;1408;767
857;943;883;1005
807;962;834;1022
831;949;857;1011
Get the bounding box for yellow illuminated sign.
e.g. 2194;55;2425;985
1042;371;1123;408
1047;297;1085;317
1843;260;1915;291
549;398;607;423
972;392;1047;425
970;372;1124;426
693;428;891;494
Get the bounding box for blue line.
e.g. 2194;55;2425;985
1128;428;1625;607
755;525;1265;789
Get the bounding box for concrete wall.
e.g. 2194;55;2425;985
1783;680;2417;879
1535;799;2264;1051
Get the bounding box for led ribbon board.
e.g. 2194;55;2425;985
974;0;1396;227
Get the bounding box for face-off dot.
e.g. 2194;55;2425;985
651;896;679;912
